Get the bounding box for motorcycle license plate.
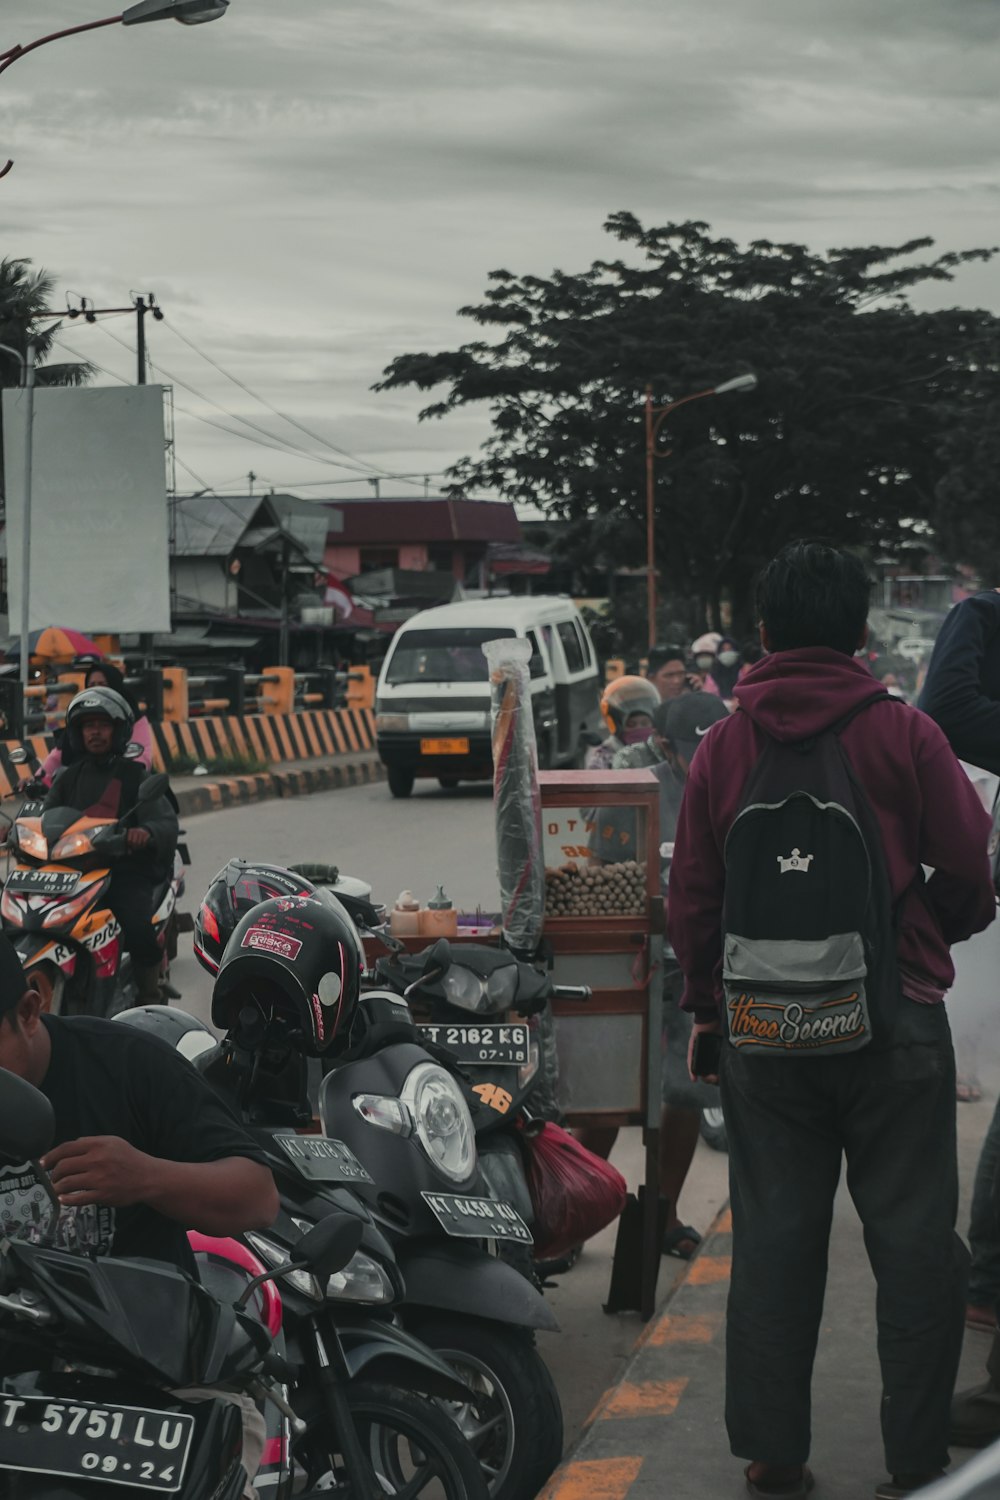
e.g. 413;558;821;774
421;1191;533;1244
6;869;78;895
418;1022;530;1066
0;1395;194;1492
420;738;469;755
275;1134;374;1184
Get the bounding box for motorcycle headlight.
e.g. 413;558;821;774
401;1062;475;1184
353;1094;412;1136
325;1251;395;1305
486;965;519;1010
441;967;490;1014
50;833;93;860
244;1232;322;1301
12;825;46;861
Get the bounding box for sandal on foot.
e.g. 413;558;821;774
745;1464;814;1498
662;1224;702;1260
957;1076;982;1103
874;1473;946;1499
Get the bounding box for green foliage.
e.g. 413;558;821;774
376;216;1000;630
0;256;95;501
169;750;270;776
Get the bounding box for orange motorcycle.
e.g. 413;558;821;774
0;771;185;1015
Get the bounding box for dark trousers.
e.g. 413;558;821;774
107;866;161;967
720;999;967;1474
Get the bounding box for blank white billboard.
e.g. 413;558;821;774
3;384;170;633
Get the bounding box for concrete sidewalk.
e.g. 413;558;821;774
539;1086;996;1500
170;748;384;816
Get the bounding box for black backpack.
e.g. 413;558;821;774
721;693;899;1056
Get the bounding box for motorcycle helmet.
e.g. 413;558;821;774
211;890;364;1055
113;1004;218;1064
600;676;661;738
194;860;317;976
64;686;134;758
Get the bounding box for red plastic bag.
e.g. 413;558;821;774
522;1122;627;1260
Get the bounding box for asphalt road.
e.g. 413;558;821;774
169;776;731;1456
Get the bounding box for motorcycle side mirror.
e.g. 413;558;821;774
7;748;27;765
137;773;170;801
294;1215;364;1279
0;1070;55;1164
124;741;144;760
422;938;452;974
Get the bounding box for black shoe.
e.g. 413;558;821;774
874;1474;946;1499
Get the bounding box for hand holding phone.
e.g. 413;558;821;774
690;1028;723;1082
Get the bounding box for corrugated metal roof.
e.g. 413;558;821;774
172;494;328;564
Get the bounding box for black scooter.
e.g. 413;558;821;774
0;1070;485;1500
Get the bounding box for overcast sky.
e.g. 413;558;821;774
3;0;998;503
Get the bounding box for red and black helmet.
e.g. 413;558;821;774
211;889;364;1055
194;860;317;976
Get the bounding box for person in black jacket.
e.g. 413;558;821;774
919;589;1000;1448
44;687;178;1002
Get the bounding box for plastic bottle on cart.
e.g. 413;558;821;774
421;885;459;938
390;890;424;937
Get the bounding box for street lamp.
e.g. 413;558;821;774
0;2;228;176
644;371;758;649
0;340;36;731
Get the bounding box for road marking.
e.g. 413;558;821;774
536;1456;643;1500
646;1312;723;1345
686;1255;732;1286
599;1379;688;1418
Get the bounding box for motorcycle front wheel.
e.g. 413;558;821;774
409;1317;563;1500
305;1379;487;1500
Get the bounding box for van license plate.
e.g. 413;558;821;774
420;738;469;755
421;1192;533;1244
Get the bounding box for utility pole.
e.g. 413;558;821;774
248;470;256;498
131;293;162;384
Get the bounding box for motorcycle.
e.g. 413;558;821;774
0;764;187;1015
190;927;564;1500
0;1066;487;1500
372;937;593;1267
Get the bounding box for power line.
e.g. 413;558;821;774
161;312;399;479
93;320;375;475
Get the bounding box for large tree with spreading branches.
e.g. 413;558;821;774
376;214;1000;635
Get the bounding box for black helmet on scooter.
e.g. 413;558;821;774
64;686;134;758
194;860;317;976
211;890;364;1054
113;1004;218;1064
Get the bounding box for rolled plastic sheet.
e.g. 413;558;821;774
482;636;544;959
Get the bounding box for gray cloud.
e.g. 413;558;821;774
2;0;997;492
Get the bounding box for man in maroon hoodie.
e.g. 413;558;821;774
668;542;995;1500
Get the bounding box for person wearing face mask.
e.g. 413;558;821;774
587;676;662;771
711;636;742;699
690;633;723;696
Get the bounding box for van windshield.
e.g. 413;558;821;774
384;627;516;685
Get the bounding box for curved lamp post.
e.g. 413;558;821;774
0;340;36;728
644;372;758;649
0;1;229;177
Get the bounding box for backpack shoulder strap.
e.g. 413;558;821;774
828;691;892;738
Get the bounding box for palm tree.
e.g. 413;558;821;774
0;255;94;503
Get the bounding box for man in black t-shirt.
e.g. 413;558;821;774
0;937;278;1271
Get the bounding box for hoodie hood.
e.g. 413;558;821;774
733;647;884;742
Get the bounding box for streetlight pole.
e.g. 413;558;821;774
644;372;758;649
0;339;36;731
0;2;228;178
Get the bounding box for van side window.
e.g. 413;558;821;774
557;620;585;674
573;618;594;669
527;631;547;679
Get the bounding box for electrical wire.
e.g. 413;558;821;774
162;313;400;478
94;320;374;475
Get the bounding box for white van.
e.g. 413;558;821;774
375;597;603;797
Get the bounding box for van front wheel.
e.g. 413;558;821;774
388;766;415;798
